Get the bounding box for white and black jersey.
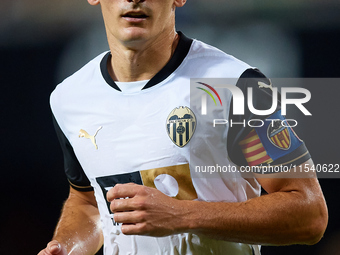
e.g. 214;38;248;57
51;32;310;255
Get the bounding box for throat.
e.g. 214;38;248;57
108;32;180;83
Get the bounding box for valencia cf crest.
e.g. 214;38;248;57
166;107;196;147
267;120;291;150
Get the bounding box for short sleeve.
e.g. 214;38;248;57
52;115;93;191
227;69;311;170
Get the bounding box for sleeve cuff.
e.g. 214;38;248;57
68;179;94;192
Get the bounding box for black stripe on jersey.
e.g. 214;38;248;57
226;69;311;170
100;31;193;92
142;31;193;89
100;52;121;91
227;69;278;167
52;115;93;192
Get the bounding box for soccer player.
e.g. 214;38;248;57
38;0;328;254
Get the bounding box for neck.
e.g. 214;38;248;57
107;30;179;82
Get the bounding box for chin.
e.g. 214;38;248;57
121;28;150;44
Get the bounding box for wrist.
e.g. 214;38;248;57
175;199;201;233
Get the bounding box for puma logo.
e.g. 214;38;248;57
258;80;273;91
79;126;102;150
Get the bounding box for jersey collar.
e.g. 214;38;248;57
100;31;193;92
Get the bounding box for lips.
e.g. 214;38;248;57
122;11;149;20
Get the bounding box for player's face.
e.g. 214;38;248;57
90;0;186;48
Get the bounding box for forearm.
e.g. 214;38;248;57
178;179;327;245
108;164;327;245
53;188;103;255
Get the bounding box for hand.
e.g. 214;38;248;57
107;183;187;236
38;240;67;255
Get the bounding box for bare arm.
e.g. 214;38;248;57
108;159;328;245
179;159;328;245
38;187;103;255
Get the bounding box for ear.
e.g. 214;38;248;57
87;0;100;6
173;0;187;8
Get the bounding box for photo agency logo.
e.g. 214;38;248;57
192;78;340;179
196;82;223;109
195;79;312;128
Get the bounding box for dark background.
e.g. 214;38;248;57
1;1;339;254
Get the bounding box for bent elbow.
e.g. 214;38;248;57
305;215;328;245
302;203;328;245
